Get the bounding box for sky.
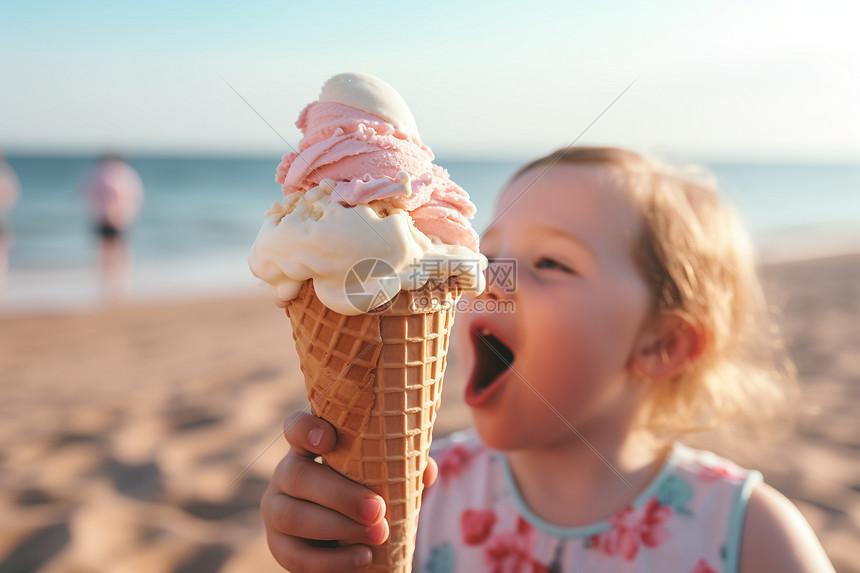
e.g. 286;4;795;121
1;0;858;162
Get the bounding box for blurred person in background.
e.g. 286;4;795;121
82;154;144;301
0;154;21;290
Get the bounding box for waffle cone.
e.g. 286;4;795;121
286;277;462;572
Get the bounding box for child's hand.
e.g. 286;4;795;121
261;412;439;572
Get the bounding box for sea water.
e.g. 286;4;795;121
1;155;858;313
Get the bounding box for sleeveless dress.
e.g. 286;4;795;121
414;433;761;573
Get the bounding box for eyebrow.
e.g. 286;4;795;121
531;225;595;258
480;224;595;259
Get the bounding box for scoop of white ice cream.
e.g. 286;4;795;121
249;180;485;314
319;72;420;136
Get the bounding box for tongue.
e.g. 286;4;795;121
475;333;514;391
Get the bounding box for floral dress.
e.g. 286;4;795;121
414;433;761;573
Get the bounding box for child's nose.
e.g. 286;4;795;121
481;259;517;300
481;274;511;301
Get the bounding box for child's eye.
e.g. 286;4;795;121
535;257;575;274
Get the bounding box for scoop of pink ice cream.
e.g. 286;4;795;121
275;101;479;252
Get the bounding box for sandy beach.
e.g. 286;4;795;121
0;253;858;573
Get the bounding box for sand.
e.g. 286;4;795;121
0;254;858;572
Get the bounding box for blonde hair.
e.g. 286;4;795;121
513;147;797;440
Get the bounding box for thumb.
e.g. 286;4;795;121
423;456;439;489
283;411;337;458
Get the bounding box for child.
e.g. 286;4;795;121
81;154;144;300
82;154;144;239
260;147;835;572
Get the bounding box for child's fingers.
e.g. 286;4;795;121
266;529;374;573
423;456;438;488
283;411;337;457
272;452;387;527
261;484;389;545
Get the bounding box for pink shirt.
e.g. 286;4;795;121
83;160;144;229
415;433;761;573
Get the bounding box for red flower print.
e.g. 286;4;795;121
439;443;476;484
516;516;531;535
482;517;549;573
698;464;743;483
484;531;548;573
461;508;498;546
640;498;672;547
589;498;673;561
691;558;717;573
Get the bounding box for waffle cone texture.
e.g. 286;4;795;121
286;277;462;572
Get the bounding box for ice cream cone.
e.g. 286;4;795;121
286;276;462;572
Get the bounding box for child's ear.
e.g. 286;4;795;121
629;313;707;381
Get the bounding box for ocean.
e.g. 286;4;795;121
1;155;859;314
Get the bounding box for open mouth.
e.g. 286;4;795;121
467;326;515;404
